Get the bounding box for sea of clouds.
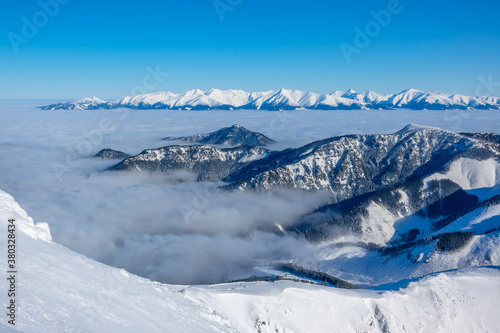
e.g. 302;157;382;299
1;100;499;284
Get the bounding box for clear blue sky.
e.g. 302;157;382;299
1;0;499;100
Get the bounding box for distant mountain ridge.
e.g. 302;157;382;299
41;88;500;110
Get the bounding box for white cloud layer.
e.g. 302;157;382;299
1;101;500;283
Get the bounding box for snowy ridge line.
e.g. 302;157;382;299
40;88;500;110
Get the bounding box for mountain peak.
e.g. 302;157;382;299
400;88;424;94
396;124;447;134
76;96;105;104
162;124;275;146
184;89;205;96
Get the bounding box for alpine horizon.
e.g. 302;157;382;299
41;88;500;111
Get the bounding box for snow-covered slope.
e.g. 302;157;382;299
427;157;500;190
0;190;232;332
310;221;500;287
194;267;500;333
2;188;500;332
40;88;500;110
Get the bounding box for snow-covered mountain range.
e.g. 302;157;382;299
106;124;500;286
111;124;500;196
41;88;500;110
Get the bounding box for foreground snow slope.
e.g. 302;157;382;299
0;190;232;333
195;267;500;333
1;188;500;332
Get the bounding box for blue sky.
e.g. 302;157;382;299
1;0;499;99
